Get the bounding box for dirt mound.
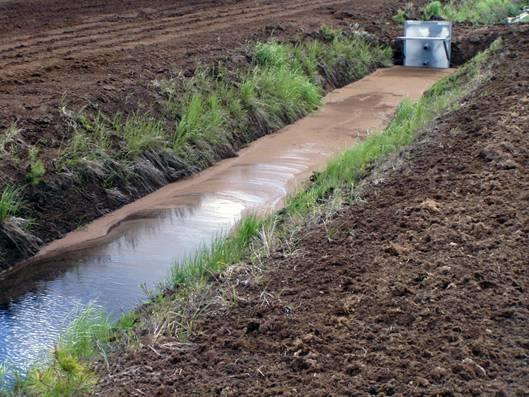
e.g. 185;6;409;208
96;30;529;396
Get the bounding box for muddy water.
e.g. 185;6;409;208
0;67;451;374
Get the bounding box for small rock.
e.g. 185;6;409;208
420;199;441;213
431;366;448;380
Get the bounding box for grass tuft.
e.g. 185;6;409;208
4;305;136;397
114;114;167;156
0;187;22;222
26;147;45;186
421;0;528;24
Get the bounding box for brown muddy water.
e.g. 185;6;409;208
0;67;451;375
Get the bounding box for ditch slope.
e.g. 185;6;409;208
96;29;529;396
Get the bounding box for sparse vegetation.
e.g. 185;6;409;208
26;148;45;185
421;0;527;24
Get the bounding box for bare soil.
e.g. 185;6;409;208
96;30;529;396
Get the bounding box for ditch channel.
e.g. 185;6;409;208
0;66;451;375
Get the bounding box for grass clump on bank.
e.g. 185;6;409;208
2;306;135;397
164;30;390;166
0;187;21;222
421;0;527;24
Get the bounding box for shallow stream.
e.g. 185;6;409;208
0;67;451;375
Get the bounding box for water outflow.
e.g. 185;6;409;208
0;67;451;375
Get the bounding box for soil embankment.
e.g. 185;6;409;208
96;29;529;396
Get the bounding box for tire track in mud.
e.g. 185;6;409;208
0;0;350;73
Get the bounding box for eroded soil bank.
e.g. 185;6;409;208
96;29;529;396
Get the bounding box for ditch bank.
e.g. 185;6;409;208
94;28;529;396
0;29;392;274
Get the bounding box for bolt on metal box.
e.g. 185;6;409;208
401;21;452;69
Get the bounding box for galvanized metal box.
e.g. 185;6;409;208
402;21;452;69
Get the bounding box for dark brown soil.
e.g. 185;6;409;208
96;29;529;396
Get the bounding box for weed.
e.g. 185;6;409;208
421;0;527;24
319;25;339;42
114;114;166;156
393;8;407;24
254;42;289;67
26;147;45;185
0;124;19;152
422;0;442;20
0;186;22;222
174;93;225;149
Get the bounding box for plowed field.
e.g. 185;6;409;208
0;0;409;145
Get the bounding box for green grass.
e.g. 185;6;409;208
114;114;167;156
26;147;45;186
167;30;390;165
392;8;408;24
421;0;528;24
170;216;262;288
3;306;136;397
422;0;443;20
0;187;22;222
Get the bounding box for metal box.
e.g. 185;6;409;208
401;21;452;69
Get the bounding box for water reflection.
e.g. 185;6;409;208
0;161;311;375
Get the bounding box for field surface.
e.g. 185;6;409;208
96;31;529;396
0;0;406;143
